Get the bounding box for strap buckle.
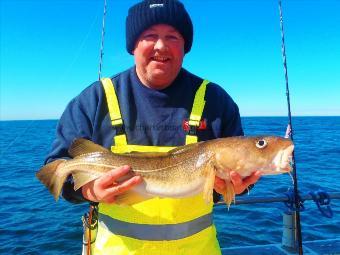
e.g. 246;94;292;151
188;125;197;135
113;123;125;135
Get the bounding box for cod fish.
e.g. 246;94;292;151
36;136;294;207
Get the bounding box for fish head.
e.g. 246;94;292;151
213;136;294;179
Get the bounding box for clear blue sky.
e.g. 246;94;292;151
1;0;339;120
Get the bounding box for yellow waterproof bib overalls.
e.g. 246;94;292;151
92;78;221;255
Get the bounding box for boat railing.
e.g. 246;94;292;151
214;191;339;254
215;192;340;205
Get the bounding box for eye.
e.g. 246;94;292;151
256;139;267;149
166;35;180;41
142;33;158;40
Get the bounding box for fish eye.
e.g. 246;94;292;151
256;139;267;149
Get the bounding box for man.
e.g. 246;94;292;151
45;0;261;254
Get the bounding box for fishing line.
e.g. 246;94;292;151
278;1;303;254
56;4;101;86
98;0;107;80
0;120;35;156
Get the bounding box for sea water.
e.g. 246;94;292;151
0;117;339;254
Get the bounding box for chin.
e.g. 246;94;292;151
150;69;168;77
148;75;172;88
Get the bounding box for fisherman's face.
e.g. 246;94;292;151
133;24;185;90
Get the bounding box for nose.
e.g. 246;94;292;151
154;38;167;51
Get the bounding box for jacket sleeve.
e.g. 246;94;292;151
221;100;244;137
44;84;100;203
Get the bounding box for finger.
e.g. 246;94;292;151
104;176;143;197
214;176;225;186
214;185;225;195
214;177;226;191
104;195;116;204
99;165;131;187
242;171;262;186
230;171;243;187
214;185;224;194
82;183;97;202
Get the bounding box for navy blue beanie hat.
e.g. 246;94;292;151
126;0;193;54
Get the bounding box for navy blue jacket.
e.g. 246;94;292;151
45;67;244;202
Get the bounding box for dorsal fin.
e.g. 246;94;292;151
168;141;204;155
117;142;204;158
117;151;170;159
69;138;110;158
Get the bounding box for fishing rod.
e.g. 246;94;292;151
83;2;108;255
98;0;107;80
278;1;303;254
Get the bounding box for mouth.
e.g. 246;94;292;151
150;55;170;63
271;145;294;173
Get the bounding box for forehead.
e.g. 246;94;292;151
142;24;181;34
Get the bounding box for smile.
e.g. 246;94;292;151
151;56;170;62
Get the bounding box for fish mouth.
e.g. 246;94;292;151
271;144;294;173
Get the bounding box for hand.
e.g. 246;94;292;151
81;165;142;203
214;171;261;195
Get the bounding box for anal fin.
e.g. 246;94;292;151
72;171;102;191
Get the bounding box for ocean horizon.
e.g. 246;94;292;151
1;115;340;122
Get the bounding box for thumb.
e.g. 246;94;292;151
230;171;242;187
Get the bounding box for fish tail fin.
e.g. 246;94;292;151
36;159;67;201
223;181;235;210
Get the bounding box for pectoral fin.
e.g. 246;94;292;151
223;180;235;210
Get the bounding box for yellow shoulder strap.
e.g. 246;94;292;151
185;79;209;144
101;77;209;148
101;78;128;146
